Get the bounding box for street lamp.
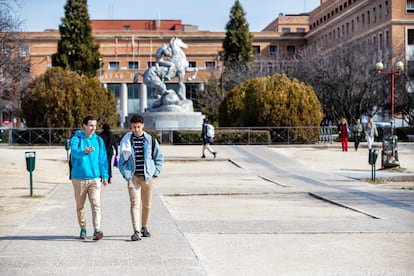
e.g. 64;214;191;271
375;60;404;135
375;60;404;168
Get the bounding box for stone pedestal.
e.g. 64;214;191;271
126;112;205;130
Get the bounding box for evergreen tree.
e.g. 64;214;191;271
222;0;253;68
219;73;323;129
52;0;100;78
222;0;254;91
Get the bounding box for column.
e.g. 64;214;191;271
120;83;128;128
139;83;147;112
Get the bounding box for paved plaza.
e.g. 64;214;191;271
0;142;413;275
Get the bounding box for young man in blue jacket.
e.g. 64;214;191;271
119;114;163;241
70;115;108;241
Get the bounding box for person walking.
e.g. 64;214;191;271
119;114;163;241
70;115;108;241
337;117;351;152
365;117;378;150
352;118;363;151
201;118;216;158
99;123;118;184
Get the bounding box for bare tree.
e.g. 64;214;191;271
0;0;31;126
290;41;386;124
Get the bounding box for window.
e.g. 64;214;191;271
269;45;278;56
385;1;390;16
147;61;156;68
123;25;131;31
188;61;196;68
361;14;365;28
253;46;261;56
20;45;30;57
128;61;139;69
286;45;296;55
367;11;370;24
282;27;291;33
408;29;414;45
373;7;376;23
109;61;120;70
205;61;216;70
408;0;414;13
296;28;305;32
380;4;383;20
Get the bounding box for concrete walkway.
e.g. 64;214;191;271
0;143;413;275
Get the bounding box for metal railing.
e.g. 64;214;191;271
0;126;338;146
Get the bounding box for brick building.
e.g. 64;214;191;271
1;0;413;127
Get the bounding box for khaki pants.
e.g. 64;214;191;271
72;179;102;230
128;175;154;232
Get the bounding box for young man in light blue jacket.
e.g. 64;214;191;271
70;115;108;241
119;114;163;241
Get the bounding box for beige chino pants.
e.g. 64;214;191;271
72;179;102;230
128;175;154;232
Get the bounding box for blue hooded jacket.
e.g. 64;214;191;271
70;130;109;180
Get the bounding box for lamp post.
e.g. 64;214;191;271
375;60;404;136
375;60;404;168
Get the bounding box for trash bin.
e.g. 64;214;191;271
381;135;399;168
64;138;70;151
25;151;36;172
368;149;378;165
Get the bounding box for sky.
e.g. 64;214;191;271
13;0;320;32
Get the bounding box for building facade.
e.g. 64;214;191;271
1;0;413;127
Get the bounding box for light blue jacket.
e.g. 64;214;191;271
118;132;163;183
70;130;109;180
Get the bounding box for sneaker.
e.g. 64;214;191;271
141;227;151;238
213;152;217;159
93;229;103;240
131;231;141;241
80;228;87;240
201;154;206;159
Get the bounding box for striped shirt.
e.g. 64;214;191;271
132;135;145;176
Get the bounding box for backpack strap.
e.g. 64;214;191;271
151;135;155;160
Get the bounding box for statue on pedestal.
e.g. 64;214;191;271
133;37;199;112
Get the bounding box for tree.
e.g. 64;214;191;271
20;67;118;128
195;73;224;124
219;73;323;128
221;0;254;91
0;0;30;125
51;0;100;78
292;41;381;124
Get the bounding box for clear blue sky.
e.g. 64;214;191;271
13;0;320;32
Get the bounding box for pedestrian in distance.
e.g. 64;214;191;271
201;118;216;158
352;118;363;151
365;117;378;150
119;114;163;241
70;115;108;241
337;117;351;152
99;123;118;184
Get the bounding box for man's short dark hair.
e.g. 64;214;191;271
83;115;97;125
130;114;144;124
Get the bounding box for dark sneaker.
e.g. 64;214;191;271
201;154;206;159
80;228;87;240
213;152;217;159
93;229;103;241
141;227;151;237
131;231;141;241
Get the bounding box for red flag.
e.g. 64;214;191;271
114;38;118;55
